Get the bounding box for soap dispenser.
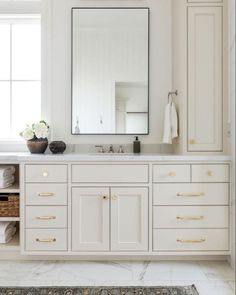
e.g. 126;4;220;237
133;136;141;153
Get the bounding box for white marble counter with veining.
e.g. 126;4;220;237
0;152;231;162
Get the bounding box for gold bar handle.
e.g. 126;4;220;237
177;238;206;244
38;193;55;197
36;238;56;243
176;192;205;197
35;216;56;220
176;215;204;221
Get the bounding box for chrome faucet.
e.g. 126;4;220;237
108;144;114;153
95;145;105;153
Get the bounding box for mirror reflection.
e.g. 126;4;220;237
72;8;149;134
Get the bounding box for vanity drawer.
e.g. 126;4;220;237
153;165;190;183
153;183;229;205
153;229;229;251
72;164;149;183
25;165;68;183
25;229;67;251
25;206;67;229
25;184;67;206
192;164;229;183
153;206;229;229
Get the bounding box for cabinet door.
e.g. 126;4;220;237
72;187;109;251
188;7;223;152
111;187;148;251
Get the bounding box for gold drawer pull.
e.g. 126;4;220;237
177;238;206;244
176;192;205;197
102;195;109;200
168;172;176;177
35;216;56;220
36;238;56;243
176;215;204;221
207;170;214;176
38;193;55;197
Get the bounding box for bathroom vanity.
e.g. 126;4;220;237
0;154;230;259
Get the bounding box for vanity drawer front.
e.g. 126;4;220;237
25;229;67;251
25;206;67;229
153;229;229;251
25;184;67;206
192;164;229;183
25;165;68;183
72;164;149;183
153;183;229;205
153;165;190;183
153;206;229;229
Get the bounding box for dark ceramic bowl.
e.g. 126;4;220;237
49;141;66;154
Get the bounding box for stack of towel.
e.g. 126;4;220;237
0;221;17;244
0;166;15;189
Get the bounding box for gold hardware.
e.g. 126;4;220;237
207;170;214;176
35;216;56;220
177;238;206;244
42;172;49;177
189;139;196;144
176;215;204;221
169;172;176;177
38;193;55;197
102;195;109;200
176;192;205;197
36;238;56;243
112;195;118;200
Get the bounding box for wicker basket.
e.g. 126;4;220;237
0;194;19;217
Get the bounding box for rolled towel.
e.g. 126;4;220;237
0;222;16;235
0;166;15;178
0;175;15;188
0;227;16;244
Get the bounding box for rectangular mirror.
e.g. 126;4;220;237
72;8;149;135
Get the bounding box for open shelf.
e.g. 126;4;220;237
0;217;20;222
0;231;20;252
0;182;20;194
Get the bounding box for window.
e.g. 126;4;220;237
0;15;41;140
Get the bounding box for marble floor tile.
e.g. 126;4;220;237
198;261;235;281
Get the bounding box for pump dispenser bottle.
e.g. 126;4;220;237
133;136;141;153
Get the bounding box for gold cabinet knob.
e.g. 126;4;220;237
189;139;196;144
207;170;214;176
42;171;48;177
102;195;109;200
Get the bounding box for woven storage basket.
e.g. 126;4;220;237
0;194;19;217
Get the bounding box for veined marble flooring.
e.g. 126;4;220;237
0;261;235;295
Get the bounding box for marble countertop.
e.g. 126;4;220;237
0;152;231;162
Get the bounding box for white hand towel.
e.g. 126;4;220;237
162;102;178;144
0;227;16;244
0;222;16;235
0;175;15;188
0;166;15;178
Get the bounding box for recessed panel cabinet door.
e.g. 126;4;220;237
188;7;223;152
72;187;110;251
110;187;148;251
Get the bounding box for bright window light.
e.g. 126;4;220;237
0;15;41;141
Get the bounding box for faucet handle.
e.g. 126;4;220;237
118;145;124;153
95;145;104;153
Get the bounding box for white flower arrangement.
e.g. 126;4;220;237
20;120;49;141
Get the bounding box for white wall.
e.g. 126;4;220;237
50;0;172;144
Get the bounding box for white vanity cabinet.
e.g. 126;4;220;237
20;159;230;257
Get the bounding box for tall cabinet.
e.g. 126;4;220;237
173;0;227;154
